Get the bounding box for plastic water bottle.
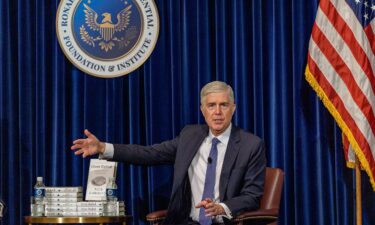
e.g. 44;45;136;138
106;177;118;202
32;177;45;216
106;177;118;216
34;177;45;202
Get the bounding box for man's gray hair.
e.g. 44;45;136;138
200;81;235;104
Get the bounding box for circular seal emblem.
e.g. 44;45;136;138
56;0;159;78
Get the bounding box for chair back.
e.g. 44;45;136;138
260;167;284;210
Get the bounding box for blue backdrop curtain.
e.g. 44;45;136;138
1;0;375;225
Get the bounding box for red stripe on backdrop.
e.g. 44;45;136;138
307;55;375;172
319;0;375;83
310;24;375;136
364;25;375;55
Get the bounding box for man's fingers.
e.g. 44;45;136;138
71;144;82;150
82;151;89;158
71;136;90;150
71;142;88;150
204;204;224;216
204;198;213;203
195;198;213;209
72;139;85;145
74;149;83;155
195;202;205;208
203;203;215;213
84;129;96;139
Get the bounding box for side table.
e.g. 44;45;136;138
24;215;132;225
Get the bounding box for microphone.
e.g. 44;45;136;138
208;157;212;164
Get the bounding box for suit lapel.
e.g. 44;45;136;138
219;126;241;201
182;133;206;173
174;125;208;188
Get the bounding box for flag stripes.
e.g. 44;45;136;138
305;0;375;190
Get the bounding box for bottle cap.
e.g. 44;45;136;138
37;177;43;182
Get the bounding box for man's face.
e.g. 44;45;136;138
200;91;236;136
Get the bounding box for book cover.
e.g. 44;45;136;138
85;159;117;201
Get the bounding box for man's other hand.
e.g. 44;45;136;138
195;198;225;217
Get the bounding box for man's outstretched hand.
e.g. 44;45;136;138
71;129;105;158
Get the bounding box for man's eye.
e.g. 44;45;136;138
221;104;229;109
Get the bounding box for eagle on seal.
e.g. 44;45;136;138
83;3;132;42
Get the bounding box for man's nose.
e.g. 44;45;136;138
214;105;222;114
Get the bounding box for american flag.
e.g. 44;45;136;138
305;0;375;189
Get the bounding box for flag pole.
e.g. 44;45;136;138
355;156;362;225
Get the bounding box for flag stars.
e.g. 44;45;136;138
354;0;361;4
364;1;369;7
371;5;375;10
364;13;369;20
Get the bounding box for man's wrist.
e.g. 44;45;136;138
100;143;114;159
218;203;233;219
98;142;106;154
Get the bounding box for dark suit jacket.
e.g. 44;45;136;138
112;124;266;225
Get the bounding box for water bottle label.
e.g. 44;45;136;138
106;188;117;197
34;188;45;197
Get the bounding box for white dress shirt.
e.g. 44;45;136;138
101;124;233;222
188;124;232;222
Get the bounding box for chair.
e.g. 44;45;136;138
146;167;284;225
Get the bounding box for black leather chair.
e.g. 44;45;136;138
146;167;284;225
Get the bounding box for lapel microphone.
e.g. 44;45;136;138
208;157;212;164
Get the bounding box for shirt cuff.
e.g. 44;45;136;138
99;143;114;159
218;203;233;219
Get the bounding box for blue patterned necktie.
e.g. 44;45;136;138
199;137;220;225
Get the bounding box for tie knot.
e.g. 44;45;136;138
212;137;220;146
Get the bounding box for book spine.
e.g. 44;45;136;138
45;197;83;203
76;201;105;206
45;187;83;193
45;192;83;198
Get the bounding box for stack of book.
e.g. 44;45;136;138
78;201;126;216
43;186;125;217
44;187;83;217
77;201;104;216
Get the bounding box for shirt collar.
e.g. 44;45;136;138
208;123;232;146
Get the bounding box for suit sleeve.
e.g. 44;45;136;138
223;139;267;215
111;136;179;165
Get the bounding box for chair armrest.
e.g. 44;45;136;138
146;209;168;223
145;208;279;224
233;208;278;224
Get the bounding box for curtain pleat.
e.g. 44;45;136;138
1;0;375;225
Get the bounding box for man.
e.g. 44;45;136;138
71;81;266;225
